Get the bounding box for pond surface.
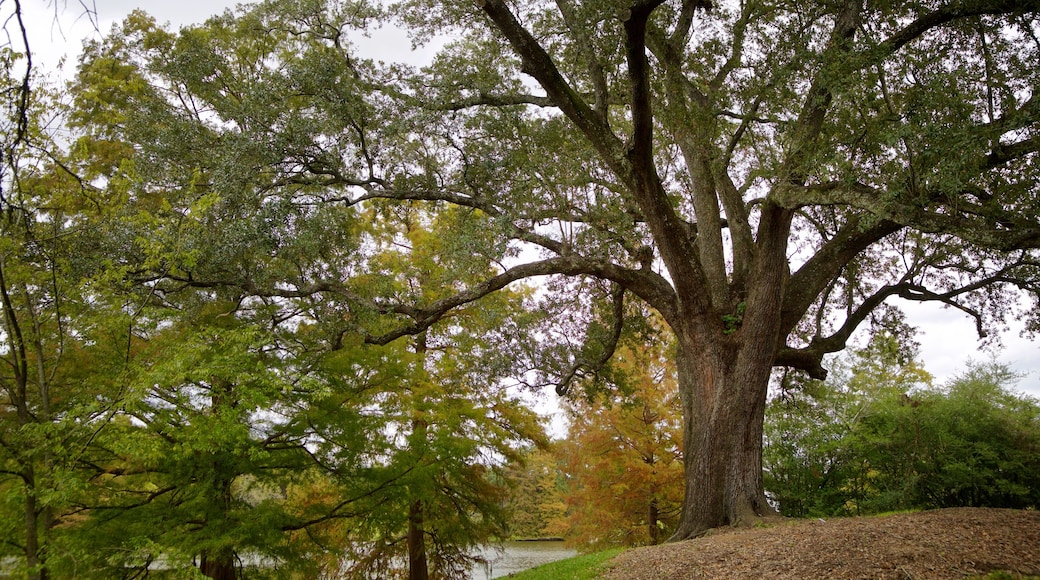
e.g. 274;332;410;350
471;540;578;579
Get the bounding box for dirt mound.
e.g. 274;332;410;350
601;508;1040;579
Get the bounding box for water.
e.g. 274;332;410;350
471;540;577;579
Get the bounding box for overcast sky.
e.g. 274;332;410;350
12;0;1040;398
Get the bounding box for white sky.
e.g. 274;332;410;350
13;0;1040;400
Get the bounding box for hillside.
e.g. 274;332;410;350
600;508;1040;579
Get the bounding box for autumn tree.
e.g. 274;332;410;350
501;448;567;541
553;326;684;549
76;0;1040;539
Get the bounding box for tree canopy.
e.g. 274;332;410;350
0;2;1037;575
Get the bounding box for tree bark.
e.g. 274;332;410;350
200;549;235;580
670;339;777;540
24;467;45;580
408;499;430;580
407;332;431;580
647;497;660;545
200;381;238;580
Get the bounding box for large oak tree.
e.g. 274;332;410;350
400;0;1040;538
78;0;1040;540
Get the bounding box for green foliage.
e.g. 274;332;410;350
722;302;747;335
0;50;147;578
765;333;1040;517
73;315;318;578
855;363;1040;512
311;324;548;579
40;5;554;577
764;331;932;517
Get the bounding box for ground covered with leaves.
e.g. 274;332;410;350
600;508;1040;579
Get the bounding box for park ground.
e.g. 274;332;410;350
517;508;1040;579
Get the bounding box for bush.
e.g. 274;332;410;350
765;341;1040;516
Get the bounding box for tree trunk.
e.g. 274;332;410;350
647;496;660;545
24;468;47;580
200;549;235;580
200;381;238;580
408;499;430;580
407;333;431;580
661;203;790;541
669;337;777;540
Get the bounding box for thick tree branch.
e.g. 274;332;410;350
669;0;713;48
647;18;732;307
986;135;1040;168
475;0;625;171
778;264;1033;378
433;92;556;111
364;255;677;346
554;0;611;118
772;181;1040;250
621;3;712;312
878;0;1040;57
780;0;862;185
151;254;677;349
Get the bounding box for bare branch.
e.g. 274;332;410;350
782;216;903;337
778;263;1033;378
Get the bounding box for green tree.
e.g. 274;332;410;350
853;362;1040;512
66;13;550;578
764;330;932;517
0;50;137;579
309;211;548;580
765;337;1040;515
77;311;329;579
76;0;1040;539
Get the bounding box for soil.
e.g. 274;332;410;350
599;508;1040;579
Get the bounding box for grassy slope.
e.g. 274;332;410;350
507;548;623;580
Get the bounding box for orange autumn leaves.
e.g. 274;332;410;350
544;335;686;550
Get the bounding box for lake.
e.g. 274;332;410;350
471;540;578;579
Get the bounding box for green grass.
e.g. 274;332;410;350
870;509;921;517
507;548;623;580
